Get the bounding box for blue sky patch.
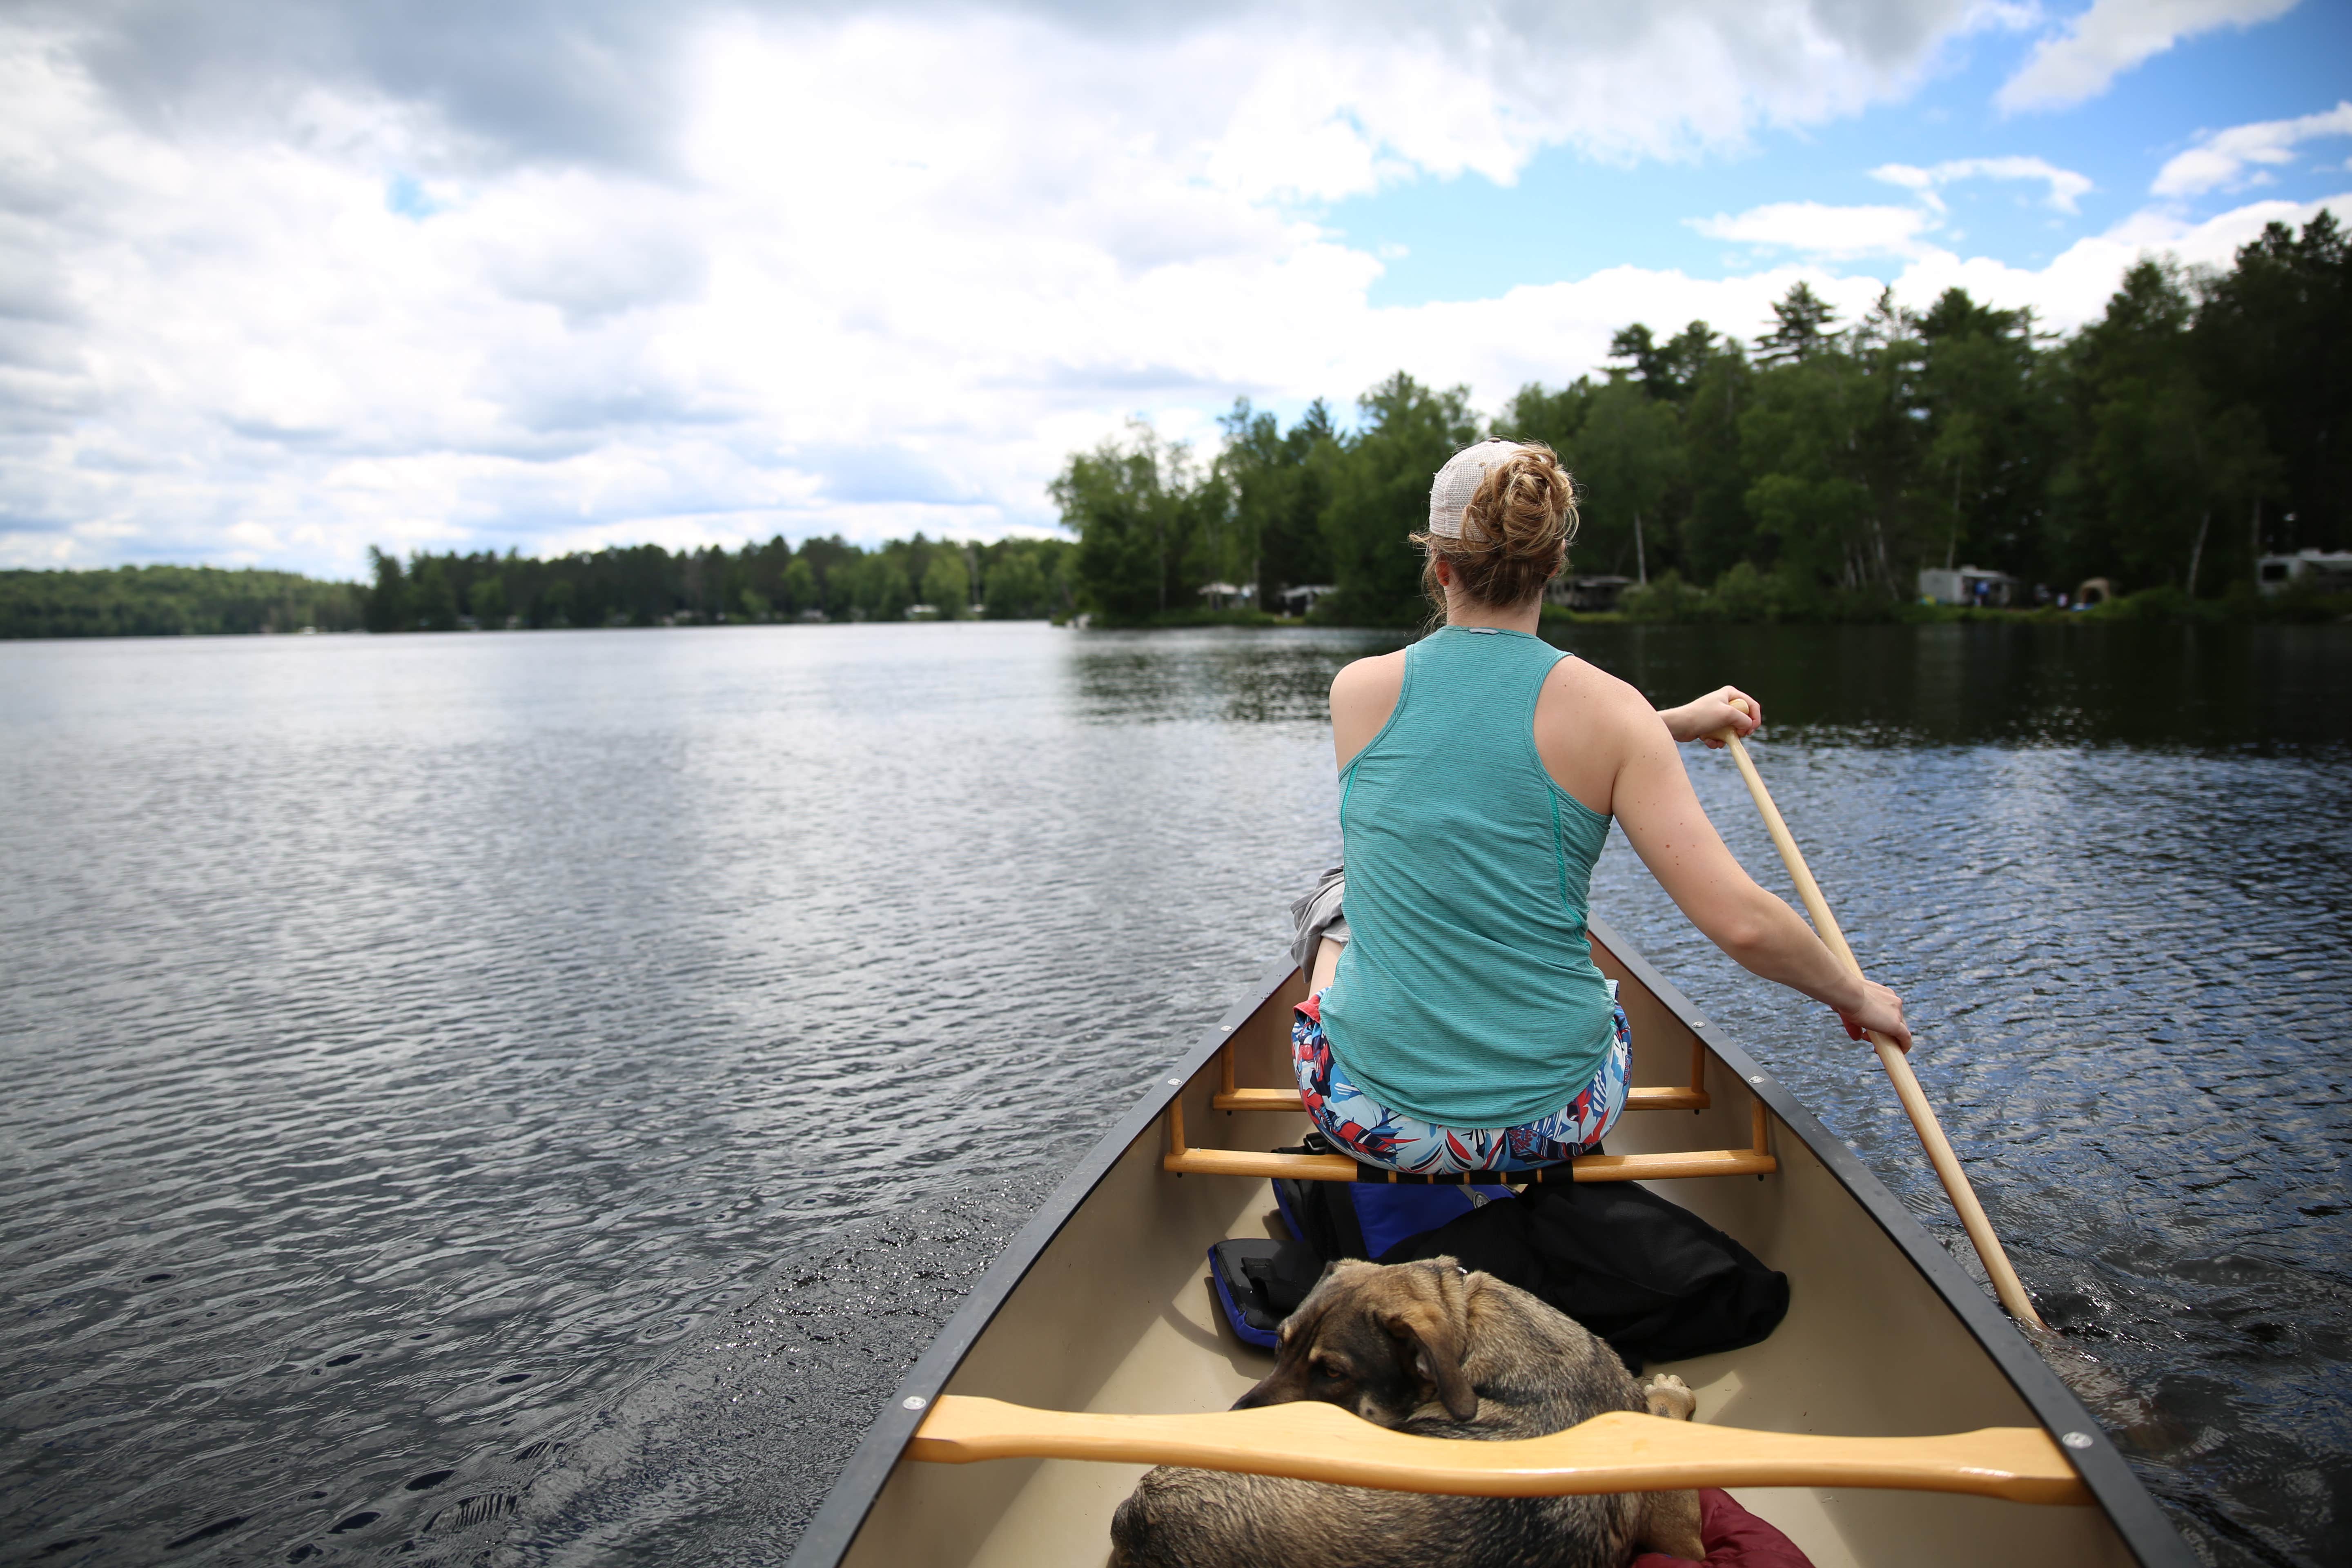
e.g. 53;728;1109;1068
385;173;444;221
1323;3;2352;309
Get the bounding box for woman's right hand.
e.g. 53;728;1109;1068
1837;980;1911;1052
1659;686;1762;748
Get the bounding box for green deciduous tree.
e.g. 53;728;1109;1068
781;556;818;616
1218;397;1336;609
1676;340;1755;585
363;548;409;632
1570;380;1686;582
2192;212;2349;566
1739;352;1880;588
973;540;1073;619
468;575;506;628
2061;258;2283;597
1053;422;1221;623
1321;374;1479;626
861;558;912;621
922;549;970;618
1497;377;1592;454
412;557;459;630
982;549;1045;619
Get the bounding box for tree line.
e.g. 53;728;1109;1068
1054;214;2350;625
359;533;1076;632
2;535;1078;639
0;565;363;639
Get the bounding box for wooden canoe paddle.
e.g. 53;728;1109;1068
1711;705;2047;1330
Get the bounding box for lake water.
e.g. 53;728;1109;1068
2;622;2347;1568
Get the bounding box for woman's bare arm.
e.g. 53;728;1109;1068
1599;682;1910;1046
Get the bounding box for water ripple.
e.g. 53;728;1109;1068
2;622;2347;1568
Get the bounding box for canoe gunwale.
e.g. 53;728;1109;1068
1582;918;2194;1568
786;931;2194;1568
783;952;1301;1568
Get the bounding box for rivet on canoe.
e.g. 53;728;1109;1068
1749;1075;1765;1084
1690;1020;1707;1028
903;1396;927;1411
2062;1431;2093;1449
1167;1078;1181;1087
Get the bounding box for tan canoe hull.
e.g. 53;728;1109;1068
793;922;2188;1568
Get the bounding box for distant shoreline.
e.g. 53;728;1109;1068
10;604;2350;641
9;561;2348;641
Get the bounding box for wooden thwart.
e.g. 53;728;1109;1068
908;1396;2092;1507
1161;1145;1775;1183
1212;1085;1710;1114
1168;1040;1771;1184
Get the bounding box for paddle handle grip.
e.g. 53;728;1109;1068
1711;711;2047;1331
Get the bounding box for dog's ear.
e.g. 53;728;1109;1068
1382;1302;1477;1421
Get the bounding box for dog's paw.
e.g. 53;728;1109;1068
1644;1374;1697;1422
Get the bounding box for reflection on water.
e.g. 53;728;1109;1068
2;622;2346;1568
1069;633;1381;726
1550;620;2352;752
1081;619;2352;751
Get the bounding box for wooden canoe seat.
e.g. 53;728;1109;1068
1165;1040;1774;1185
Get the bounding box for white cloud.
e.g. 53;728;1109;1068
0;2;2330;576
2151;101;2352;195
1871;155;2094;213
0;1;2015;572
1879;191;2346;330
1997;0;2300;113
1690;203;1938;259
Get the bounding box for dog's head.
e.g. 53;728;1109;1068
1232;1257;1478;1427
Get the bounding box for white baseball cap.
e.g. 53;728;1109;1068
1427;439;1532;539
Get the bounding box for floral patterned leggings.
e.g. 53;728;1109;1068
1291;987;1631;1175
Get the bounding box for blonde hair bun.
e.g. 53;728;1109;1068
1414;440;1579;610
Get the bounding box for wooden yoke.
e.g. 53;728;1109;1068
909;1396;2091;1508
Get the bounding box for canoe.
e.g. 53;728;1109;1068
785;918;2194;1568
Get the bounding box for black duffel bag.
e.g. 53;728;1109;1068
1373;1178;1788;1370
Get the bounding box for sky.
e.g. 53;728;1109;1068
1;0;2347;576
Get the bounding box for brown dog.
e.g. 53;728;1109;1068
1110;1257;1705;1568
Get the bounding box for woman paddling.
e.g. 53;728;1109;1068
1295;438;1910;1176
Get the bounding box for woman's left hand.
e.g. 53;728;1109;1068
1660;686;1762;748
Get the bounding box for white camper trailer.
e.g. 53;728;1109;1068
1917;565;2017;607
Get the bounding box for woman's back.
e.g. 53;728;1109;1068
1319;625;1617;1129
1303;434;1907;1176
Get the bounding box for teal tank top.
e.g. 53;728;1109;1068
1320;625;1616;1128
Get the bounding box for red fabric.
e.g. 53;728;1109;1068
1629;1489;1816;1568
